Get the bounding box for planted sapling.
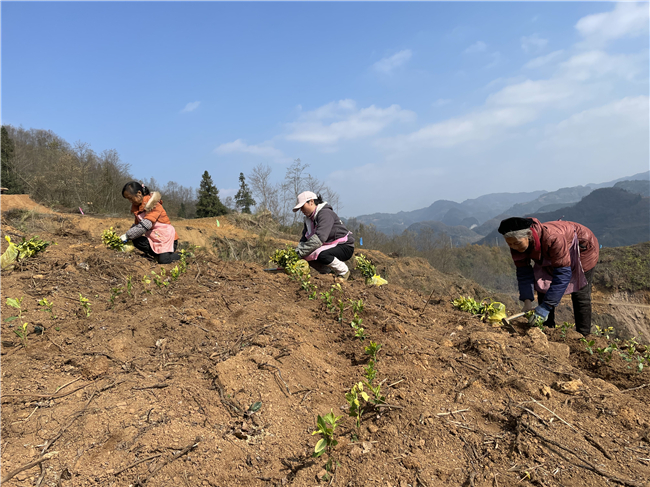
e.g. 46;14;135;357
14;322;29;347
38;298;57;319
312;410;342;480
79;293;91;317
556;321;574;340
5;297;26;324
581;337;595;355
364;341;382;362
126;276;134;296
109;287;123;308
345;382;369;429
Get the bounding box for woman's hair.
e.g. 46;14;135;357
122;181;151;198
503;228;533;240
313;193;324;205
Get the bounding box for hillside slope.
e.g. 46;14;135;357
1;204;649;487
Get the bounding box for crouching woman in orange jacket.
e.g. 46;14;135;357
121;182;180;264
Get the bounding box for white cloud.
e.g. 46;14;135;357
373;50;412;74
524;50;564;69
285;100;416;145
486;78;582;107
433;98;452;107
521;34;548;54
214;139;287;161
379;106;537;150
181;101;200;113
558;50;644;82
538;96;649;176
464;41;487;53
576;2;649;45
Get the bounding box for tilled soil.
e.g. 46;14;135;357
1;208;649;487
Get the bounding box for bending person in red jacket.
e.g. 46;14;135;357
498;217;599;336
121;181;180;264
293;191;354;281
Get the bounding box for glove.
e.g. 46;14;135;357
120;234;128;243
522;299;535;313
528;304;550;326
295;245;306;258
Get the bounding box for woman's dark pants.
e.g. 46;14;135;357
537;267;595;336
308;244;354;274
132;237;179;264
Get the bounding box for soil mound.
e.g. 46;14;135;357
1;195;54;214
1;210;649;487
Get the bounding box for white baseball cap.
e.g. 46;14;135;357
293;191;318;212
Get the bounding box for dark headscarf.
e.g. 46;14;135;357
498;217;533;235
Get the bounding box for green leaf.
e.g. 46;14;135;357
6;298;20;309
4;316;18;322
314;438;327;454
248;401;262;412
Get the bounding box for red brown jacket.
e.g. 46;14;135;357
513;218;599;272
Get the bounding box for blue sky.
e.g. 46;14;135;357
2;1;648;216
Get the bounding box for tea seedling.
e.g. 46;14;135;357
364;341;382;362
126;276;134;296
79;293;91;317
101;227;126;251
14;322;29;347
14;236;52;260
38;298;57;319
556;321;574;340
5;297;26;323
170;265;181;281
141;274;152;293
351;317;367;341
355;254;376;280
312;410;342;481
320;283;341;312
109;287;123;308
151;269;169;288
345;382;369;429
581;337;595;355
594;326;615;339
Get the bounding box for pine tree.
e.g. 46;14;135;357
235;172;256;214
196;171;228;218
1;126;23;194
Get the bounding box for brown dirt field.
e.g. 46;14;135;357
1;195;55;214
1;204;649;487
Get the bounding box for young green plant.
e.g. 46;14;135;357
38;298;57;319
79;293;91;317
312;410;342;480
5;297;26;323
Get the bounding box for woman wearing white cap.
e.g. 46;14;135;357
293;191;354;280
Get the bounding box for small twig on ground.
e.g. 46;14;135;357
114;453;163;476
0;452;58;483
387;379;404;388
300;390;314;405
620;383;648;393
259;363;291;396
436;409;470;416
528;397;578;432
419;288;436;317
133;384;169;391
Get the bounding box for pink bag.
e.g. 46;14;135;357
136;212;176;254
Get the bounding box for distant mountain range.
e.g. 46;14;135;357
351;171;650;247
478;187;649;248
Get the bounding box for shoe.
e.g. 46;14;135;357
336;271;350;282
